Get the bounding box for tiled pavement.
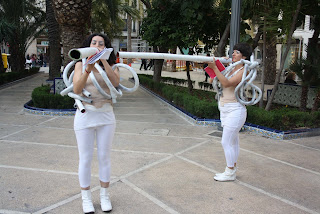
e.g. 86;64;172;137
0;68;319;214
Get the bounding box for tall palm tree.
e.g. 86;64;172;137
52;0;92;66
0;21;13;73
124;0;140;65
91;0;126;40
0;0;46;72
46;0;61;80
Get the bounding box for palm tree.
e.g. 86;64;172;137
52;0;92;66
0;0;46;72
0;21;13;73
46;0;61;80
290;15;320;112
265;0;302;111
140;0;151;9
123;0;140;65
91;0;126;40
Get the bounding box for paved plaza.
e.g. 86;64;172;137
0;66;320;214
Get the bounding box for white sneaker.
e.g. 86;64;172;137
100;188;112;212
81;190;95;214
214;167;236;181
215;166;237;177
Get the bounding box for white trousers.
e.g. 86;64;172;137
219;102;247;168
75;124;116;188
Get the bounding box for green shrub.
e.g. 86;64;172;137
31;85;74;109
198;81;214;90
138;74;320;130
0;67;40;86
162;86;175;101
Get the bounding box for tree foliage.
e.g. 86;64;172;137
140;0;228;84
0;0;46;72
141;0;224;51
289;0;320;111
91;0;140;40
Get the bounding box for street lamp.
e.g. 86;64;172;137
229;0;241;58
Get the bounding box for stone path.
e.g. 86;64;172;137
0;71;319;214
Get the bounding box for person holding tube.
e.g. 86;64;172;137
208;43;252;182
73;33;120;213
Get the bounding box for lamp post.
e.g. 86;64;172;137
229;0;241;58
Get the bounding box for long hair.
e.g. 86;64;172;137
82;33;116;65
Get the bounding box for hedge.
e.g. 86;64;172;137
31;85;74;109
30;75;320;130
0;67;39;86
138;74;320;131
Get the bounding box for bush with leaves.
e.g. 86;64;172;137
31;85;74;109
138;74;320;130
0;67;39;86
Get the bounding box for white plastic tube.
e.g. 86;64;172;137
60;84;74;96
74;99;85;113
119;52;232;64
89;71;112;99
63;61;76;87
113;63;140;93
82;89;91;98
68;47;99;61
94;63;122;103
61;51;140;113
68;92;92;104
212;55;262;106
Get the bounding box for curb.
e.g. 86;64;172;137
138;83;320;140
24;100;76;116
0;73;41;90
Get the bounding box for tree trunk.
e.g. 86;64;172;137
300;85;309;111
46;0;61;80
259;18;266;108
52;0;92;66
252;27;262;50
310;21;320;111
264;38;277;84
0;51;5;73
60;25;87;66
140;0;151;9
186;48;193;92
153;59;164;82
265;0;302;111
214;21;230;57
9;32;25;72
186;61;193;92
153;46;167;82
312;89;320;112
171;48;176;72
127;15;132;65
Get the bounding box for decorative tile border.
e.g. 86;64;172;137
24;100;76;116
24;83;320;139
138;84;320;140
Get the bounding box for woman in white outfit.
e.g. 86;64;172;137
73;33;120;213
208;43;252;182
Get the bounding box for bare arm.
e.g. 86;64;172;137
208;58;244;88
100;59;120;87
73;62;94;94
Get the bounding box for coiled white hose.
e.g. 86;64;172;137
212;55;262;105
60;59;139;113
